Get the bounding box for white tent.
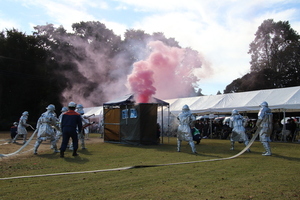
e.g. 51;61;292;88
165;86;300;115
168;96;200;112
83;86;300;134
82;106;104;133
83;106;103;117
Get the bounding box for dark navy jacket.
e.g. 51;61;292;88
61;110;82;133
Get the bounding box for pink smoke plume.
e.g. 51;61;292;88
127;61;156;103
128;40;210;103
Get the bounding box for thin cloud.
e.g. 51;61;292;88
100;19;128;38
120;0;300;94
0;18;20;31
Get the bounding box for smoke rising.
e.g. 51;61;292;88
128;61;156;103
128;40;213;103
45;23;213;107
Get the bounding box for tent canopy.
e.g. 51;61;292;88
85;86;300;118
83;106;103;117
165;86;300;115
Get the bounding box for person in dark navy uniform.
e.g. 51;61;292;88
60;102;82;158
10;122;18;141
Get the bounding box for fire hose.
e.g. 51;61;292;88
0;129;259;180
0;127;37;158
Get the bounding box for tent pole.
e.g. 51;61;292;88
282;109;286;142
168;105;170;144
161;104;164;144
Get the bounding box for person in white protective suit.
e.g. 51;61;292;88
256;101;273;156
51;106;68;149
177;105;197;154
229;109;250;152
12;111;31;144
76;104;92;139
33;104;60;155
75;104;89;149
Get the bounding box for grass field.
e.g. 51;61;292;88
0;133;299;200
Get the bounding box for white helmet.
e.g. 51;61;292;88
68;101;76;108
61;106;68;112
182;104;190;111
46;104;55;111
13;122;18;126
76;104;84;109
22;111;29;116
260;101;268;107
231;109;238;115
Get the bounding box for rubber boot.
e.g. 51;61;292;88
33;147;38;155
72;150;79;156
262;142;272;156
79;134;87;150
244;140;251;152
33;140;41;155
51;140;60;153
23;135;27;144
189;141;197;154
69;142;74;151
12;135;17;143
230;141;235;150
81;140;86;150
53;145;60;153
177;140;181;152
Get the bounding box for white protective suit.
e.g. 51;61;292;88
54;106;68;145
75;104;93;139
33;104;59;154
12;111;30;144
177;105;197;153
256;101;273;156
229;109;250;152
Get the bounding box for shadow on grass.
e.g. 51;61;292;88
61;156;89;164
272;153;300;162
106;139;240;160
35;152;90;164
77;149;93;155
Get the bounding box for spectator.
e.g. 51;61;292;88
191;127;201;144
195;120;204;136
286;118;297;142
10;122;18;141
272;119;282;141
202;120;209;138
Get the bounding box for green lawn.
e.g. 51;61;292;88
0;134;299;200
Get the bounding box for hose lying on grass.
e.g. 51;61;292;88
0;131;259;180
0;130;37;158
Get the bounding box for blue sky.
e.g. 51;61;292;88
1;0;300;95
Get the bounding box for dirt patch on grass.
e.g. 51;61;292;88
0;131;103;161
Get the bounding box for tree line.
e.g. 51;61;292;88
224;19;300;93
0;19;299;130
0;21;190;130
